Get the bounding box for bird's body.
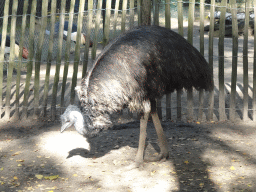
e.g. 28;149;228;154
0;34;28;59
61;25;213;166
45;21;93;46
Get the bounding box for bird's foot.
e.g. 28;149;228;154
146;152;169;162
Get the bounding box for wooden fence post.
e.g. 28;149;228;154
243;0;250;121
229;0;238;121
141;0;151;25
218;0;227;121
0;0;10;120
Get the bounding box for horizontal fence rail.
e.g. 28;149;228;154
0;0;256;123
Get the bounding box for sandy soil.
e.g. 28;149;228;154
0;119;256;192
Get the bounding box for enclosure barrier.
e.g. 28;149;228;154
0;0;256;123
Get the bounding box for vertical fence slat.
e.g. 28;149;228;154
22;0;37;119
187;0;195;122
5;0;19;120
82;0;93;78
218;0;227;121
229;0;238;121
61;0;76;109
153;0;159;26
112;0;121;36
121;0;128;32
141;0;151;25
34;0;48;118
42;0;57;117
102;0;111;45
207;0;215;121
177;0;183;121
0;0;10;120
165;11;172;119
165;0;170;29
51;0;67;120
177;0;183;35
243;0;250;121
70;0;86;104
0;0;9;120
13;0;29;120
198;0;205;121
138;0;142;25
92;0;103;60
130;0;135;29
253;0;256;121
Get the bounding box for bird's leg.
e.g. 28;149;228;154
151;112;169;161
134;111;150;166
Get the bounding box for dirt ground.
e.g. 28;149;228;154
0;118;256;192
1;19;256;191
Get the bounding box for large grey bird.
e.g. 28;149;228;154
60;25;214;166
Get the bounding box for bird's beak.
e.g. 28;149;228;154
60;121;73;133
22;47;29;59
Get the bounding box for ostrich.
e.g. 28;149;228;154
60;25;213;166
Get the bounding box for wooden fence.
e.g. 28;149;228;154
0;0;256;122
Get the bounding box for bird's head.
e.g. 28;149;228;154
60;105;89;136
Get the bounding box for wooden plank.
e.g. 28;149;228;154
141;0;151;25
42;0;57;117
198;0;205;121
5;0;19;120
121;0;128;33
33;0;48;118
102;0;111;45
51;0;67;120
129;0;135;29
165;0;171;120
137;0;142;26
153;0;159;26
243;0;250;121
229;0;238;121
177;0;183;121
166;93;171;120
70;0;86;104
218;0;227;121
157;99;162;119
165;0;170;29
253;0;256;121
187;0;195;122
13;0;29;120
82;0;93;78
92;0;103;60
199;0;204;56
61;0;76;110
0;0;10;119
177;0;183;35
112;0;120;37
207;0;215;121
22;0;37;119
